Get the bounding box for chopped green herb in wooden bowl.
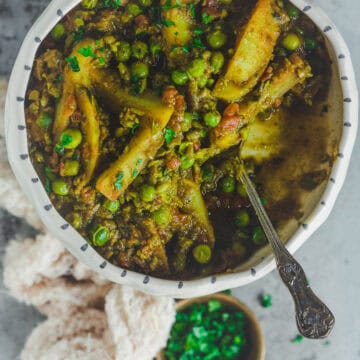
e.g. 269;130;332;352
157;294;265;360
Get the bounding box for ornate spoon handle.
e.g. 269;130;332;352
239;170;335;339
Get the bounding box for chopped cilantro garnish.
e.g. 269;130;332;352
193;37;205;49
164;127;175;144
132;168;139;178
292;334;304;343
114;171;124;190
44;177;51;194
55;144;64;154
77;45;97;58
165;299;248;359
189;3;196;18
201;12;213;25
174;31;179;36
58;75;63;81
136;158;143;166
72;26;84;45
181;45;190;53
61;134;73;146
131;123;139;135
194;28;203;35
260;294;272;308
98;57;105;65
161;0;180;10
65;55;80;72
162;18;176;27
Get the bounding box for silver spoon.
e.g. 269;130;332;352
238;168;335;339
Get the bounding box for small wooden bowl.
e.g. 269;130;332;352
157;293;265;360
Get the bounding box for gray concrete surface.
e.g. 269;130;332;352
1;0;359;359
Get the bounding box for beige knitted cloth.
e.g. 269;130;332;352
0;78;175;360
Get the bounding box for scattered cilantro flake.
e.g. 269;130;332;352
65;55;80;72
162;18;175;27
98;57;105;65
221;289;232;295
181;45;190;53
164;127;176;144
132;168;139;178
60;134;73;146
72;26;84;45
260;294;272;308
136;158;143;166
114;171;124;190
193;37;205;49
55;144;64;154
77;45;97;58
161;0;180;10
292;334;304;343
131;123;139;135
174;31;179;36
194;28;203;35
189;3;196;18
202;12;213;25
58;75;63;81
44;177;51;194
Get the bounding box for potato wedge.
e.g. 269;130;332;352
212;0;286;101
210;55;312;153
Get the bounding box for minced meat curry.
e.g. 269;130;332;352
25;0;331;278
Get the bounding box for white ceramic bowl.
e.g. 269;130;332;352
5;0;358;298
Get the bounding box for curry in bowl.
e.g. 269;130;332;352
25;0;334;279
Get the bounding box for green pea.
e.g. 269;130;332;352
126;3;142;16
116;42;131;62
52;180;69;196
188;59;206;78
60;128;83;149
182;112;193;131
180;155;195;170
82;0;98;9
103;199;120;213
287;4;299;20
131;41;148;60
141;184;156;202
219;176;235;193
171;70;189;86
92;226;109;246
62;160;80;176
153;207;170;225
204;112;221;127
192;244;212;264
211;52;225;73
236;183;247;197
252;226;267;245
198;75;208;88
282;33;301;51
234;210;250;227
131;62;149;78
138;0;152;7
207;30;227;49
36;112;53;128
51;23;65;40
304;38;317;50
